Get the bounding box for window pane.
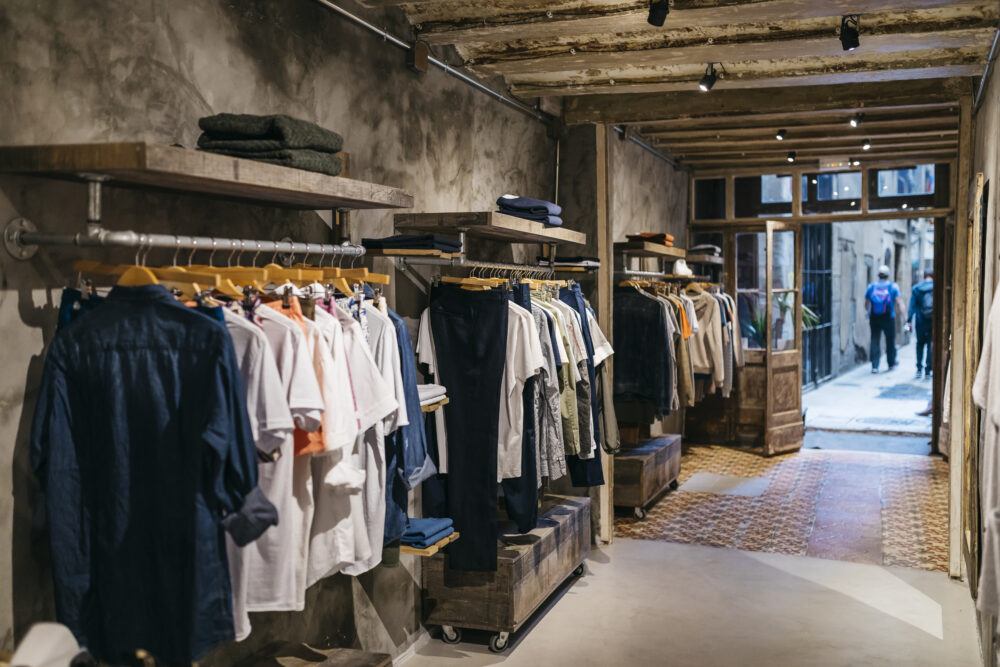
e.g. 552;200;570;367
762;175;793;203
772;230;795;290
877;164;935;197
735;175;792;217
801;171;862;214
772;295;796;350
736;232;766;290
694;178;726;219
738;291;766;350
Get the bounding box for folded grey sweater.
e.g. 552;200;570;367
197;113;344;153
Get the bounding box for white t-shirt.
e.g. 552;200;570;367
312;307;362;466
973;295;1000;615
417;308;450;473
366;306;409;434
242;306;324;622
498;302;545;481
222;309;295;642
587;309;614;367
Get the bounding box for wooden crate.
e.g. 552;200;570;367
614;435;682;511
422;494;590;634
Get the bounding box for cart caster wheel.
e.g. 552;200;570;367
441;626;461;645
489;632;510;653
573;563;585;577
670;479;679;490
634;507;647;520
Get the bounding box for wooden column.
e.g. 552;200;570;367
949;93;973;580
595;123;614;545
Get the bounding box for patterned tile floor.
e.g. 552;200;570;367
615;444;949;572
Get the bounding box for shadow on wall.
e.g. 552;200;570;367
0;176;422;660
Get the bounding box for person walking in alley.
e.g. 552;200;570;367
865;265;901;374
907;269;934;379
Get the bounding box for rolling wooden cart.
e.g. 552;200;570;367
614;434;682;520
421;494;591;653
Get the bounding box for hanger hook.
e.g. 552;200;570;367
208;238;218;267
227;241;237;268
235;240;245;267
287;243;296;268
172;236;181;266
134;235;145;266
187;238;198;266
253;241;261;268
302;243;310;267
141;238;153;266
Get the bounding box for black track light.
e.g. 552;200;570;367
648;0;670;26
861;138;872;151
776;129;787;141
849;113;863;128
699;63;718;92
787;151;796;163
840;14;861;51
851;158;861;166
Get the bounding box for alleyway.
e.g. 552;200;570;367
803;341;932;437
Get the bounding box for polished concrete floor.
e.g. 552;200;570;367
403;539;980;667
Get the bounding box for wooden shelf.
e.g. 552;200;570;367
400;530;459;557
0;143;414;210
686;253;723;265
395;211;586;245
551;265;599;273
615;241;686;259
366;248;461;259
421;397;450;413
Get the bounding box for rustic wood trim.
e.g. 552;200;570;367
693;157;958;178
394;211;587;245
635;105;959;132
645;117;959;141
596;123;614;545
691;207;955;226
615;241;686;258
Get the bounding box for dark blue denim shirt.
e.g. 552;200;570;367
31;284;275;664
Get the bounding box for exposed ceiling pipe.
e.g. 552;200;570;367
311;0;549;123
974;26;1000;112
613;126;686;170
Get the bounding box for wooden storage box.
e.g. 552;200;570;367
614;434;682;517
422;494;590;635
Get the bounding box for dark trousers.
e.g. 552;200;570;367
502;284;539;533
916;323;933;373
560;284;605;488
429;285;509;571
870;314;897;370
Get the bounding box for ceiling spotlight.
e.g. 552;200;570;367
699;63;718;92
840;14;861;51
776;129;787;141
648;0;670;26
787;151;796;163
849;113;863;128
851;159;861;166
861;138;871;150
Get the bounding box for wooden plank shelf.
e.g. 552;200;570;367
420;397;450;413
394;211;586;245
686;253;724;265
551;265;599;273
365;248;461;259
615;241;687;259
0;143;414;210
400;530;460;557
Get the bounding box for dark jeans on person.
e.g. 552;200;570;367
916;322;933;373
429;284;509;571
870;313;897;370
502;283;539;534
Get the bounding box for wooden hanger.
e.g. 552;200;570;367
75;260;239;297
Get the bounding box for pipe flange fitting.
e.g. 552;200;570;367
4;217;38;260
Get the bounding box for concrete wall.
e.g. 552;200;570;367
0;0;559;659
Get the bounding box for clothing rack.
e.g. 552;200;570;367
392;254;556;294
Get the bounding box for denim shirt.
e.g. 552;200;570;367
31;284;275;663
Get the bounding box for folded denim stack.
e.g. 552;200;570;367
197;113;344;176
362;234;462;253
401;517;455;549
537;255;600;269
497;195;563;227
627;232;675;247
417;383;448;406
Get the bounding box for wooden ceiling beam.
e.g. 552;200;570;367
681;147;958;164
632;104;958;130
675;139;957;157
644;117;958;140
563;77;972;124
661;130;957;151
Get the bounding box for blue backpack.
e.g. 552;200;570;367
870;282;892;315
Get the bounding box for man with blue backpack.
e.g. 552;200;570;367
865;265;902;374
907;269;934;379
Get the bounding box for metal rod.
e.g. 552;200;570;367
615;268;666;278
612;125;684;169
14;227;365;257
396;255;550;274
975;25;1000;112
311;0;548;124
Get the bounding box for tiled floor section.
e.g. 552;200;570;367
615;445;949;572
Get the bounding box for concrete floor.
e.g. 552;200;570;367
403;540;980;667
803;341;932;436
803;430;932;456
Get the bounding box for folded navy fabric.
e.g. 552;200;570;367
402;526;455;549
198;113;344;153
404;517;454;540
362;234;462;252
497;195;562;217
499;208;563;227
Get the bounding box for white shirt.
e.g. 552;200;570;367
498;301;545;481
222;309;295;642
417;308;450;473
973;294;1000;615
587;309;614;367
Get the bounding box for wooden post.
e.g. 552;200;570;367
595;123;614;545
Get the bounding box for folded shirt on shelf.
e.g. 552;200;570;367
401;526;455;549
497;195;563;227
417;383;448;405
403;517;454;540
198;113;344;152
627;233;674;247
198;148;343;176
362;234;462;253
690;244;722;256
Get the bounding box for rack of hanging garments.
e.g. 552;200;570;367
411;262;615;573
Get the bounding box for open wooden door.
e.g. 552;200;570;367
764;221;804;455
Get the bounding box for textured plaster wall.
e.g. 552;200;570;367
0;0;556;659
974;63;1000;326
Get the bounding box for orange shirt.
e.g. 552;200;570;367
667;295;693;339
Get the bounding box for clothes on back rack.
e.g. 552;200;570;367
362;234;462;253
35;281;433;662
498;194;563;227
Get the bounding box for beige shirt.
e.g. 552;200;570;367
687;290;725;388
